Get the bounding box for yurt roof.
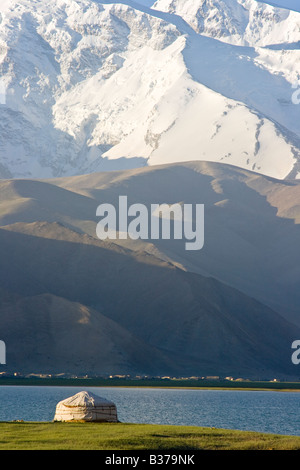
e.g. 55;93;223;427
57;391;115;408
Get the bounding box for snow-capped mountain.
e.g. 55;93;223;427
152;0;300;46
0;0;299;179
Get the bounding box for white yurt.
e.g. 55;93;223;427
53;391;118;422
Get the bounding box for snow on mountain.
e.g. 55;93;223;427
137;0;300;12
0;0;299;179
152;0;300;46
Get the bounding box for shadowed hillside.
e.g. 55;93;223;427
0;220;299;378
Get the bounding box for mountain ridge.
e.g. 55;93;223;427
0;161;299;378
0;0;299;179
0;220;299;378
0;0;299;379
1;159;300;326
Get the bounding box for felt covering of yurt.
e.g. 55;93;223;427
53;391;118;422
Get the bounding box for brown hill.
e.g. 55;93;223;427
0;220;299;378
1;161;299;325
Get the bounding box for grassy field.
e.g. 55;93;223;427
1;421;300;450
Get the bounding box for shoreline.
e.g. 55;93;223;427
1;377;300;392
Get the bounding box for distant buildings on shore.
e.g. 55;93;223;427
0;371;281;382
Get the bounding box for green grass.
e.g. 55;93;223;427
1;422;300;450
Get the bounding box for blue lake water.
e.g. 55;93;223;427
0;386;299;436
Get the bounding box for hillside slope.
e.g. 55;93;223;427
0;221;298;378
1;160;298;324
0;161;299;378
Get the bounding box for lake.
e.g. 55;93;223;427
0;386;299;436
